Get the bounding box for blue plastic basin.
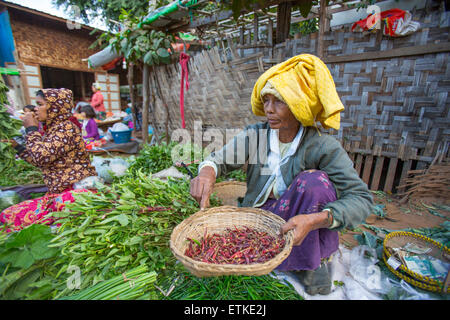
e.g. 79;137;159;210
111;130;132;144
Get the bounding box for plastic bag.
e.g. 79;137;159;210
110;123;130;132
385;278;435;300
0;190;24;211
88;45;121;69
352;8;420;37
91;157;130;183
73;176;105;190
348;245;392;295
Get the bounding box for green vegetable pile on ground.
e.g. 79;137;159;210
160;270;303;300
48;172;205;299
0;224;60;300
0;159;44;187
127;142;202;178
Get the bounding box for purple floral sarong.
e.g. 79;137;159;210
260;169;339;271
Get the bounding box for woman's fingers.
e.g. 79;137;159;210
190;176;214;209
200;189;210;209
281;217;296;234
190;178;203;203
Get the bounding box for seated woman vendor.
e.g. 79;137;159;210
190;54;374;295
1;88;98;232
80;104;100;141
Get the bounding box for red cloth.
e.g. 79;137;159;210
179;53;190;129
91;91;106;113
0;189;90;233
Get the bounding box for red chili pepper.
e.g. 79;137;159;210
185;226;285;265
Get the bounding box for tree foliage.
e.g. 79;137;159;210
52;0;170;30
99;9;175;66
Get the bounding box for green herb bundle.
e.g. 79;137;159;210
59;265;157;300
0;77;22;174
127;142;203;178
48;171;209;298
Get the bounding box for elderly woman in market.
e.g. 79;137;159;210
90;82;106;121
1;88;99;232
190;54;374;295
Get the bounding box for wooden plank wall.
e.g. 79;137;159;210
151;5;449;194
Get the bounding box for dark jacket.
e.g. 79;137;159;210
204;122;373;231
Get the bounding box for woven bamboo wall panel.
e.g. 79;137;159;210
151;7;449;180
152;48;264;134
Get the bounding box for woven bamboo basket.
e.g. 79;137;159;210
383;231;450;294
170;206;294;277
212;181;247;206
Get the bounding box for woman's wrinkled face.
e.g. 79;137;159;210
263;94;299;130
35;95;48;122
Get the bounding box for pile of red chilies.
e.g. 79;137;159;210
184;226;286;265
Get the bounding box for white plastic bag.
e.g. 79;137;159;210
73;176;105;190
110;122;130;132
92;157;130;183
348;245;392;295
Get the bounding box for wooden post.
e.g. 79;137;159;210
127;62;137;134
142;63;149;144
253;13;259;45
148;71;160;145
246;27;252;46
317;0;328;59
79;72;86;99
268;18;273;46
276;1;292;44
239;27;245;57
268;18;273;59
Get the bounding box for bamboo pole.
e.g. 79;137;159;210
142;63;150;144
253;13;259;45
127;62;138;134
148;71;161;145
317;0;328;59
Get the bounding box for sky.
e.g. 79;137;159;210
7;0;108;30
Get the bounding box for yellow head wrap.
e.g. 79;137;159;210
251;54;344;130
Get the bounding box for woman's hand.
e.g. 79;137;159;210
22;112;39;128
281;211;331;246
190;166;216;209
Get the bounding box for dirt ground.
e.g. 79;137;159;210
339;193;450;248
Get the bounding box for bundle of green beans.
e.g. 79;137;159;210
60;266;157;300
162;271;303;300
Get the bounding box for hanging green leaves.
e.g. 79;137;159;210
105;9;175;66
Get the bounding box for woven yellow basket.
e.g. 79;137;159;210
212;181;247;206
170;206;294;277
383;231;450;294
